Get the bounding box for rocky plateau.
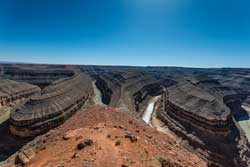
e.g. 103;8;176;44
0;64;250;167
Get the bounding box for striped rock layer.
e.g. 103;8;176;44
0;79;40;107
10;73;92;137
156;80;250;167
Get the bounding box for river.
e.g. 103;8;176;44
238;104;250;141
142;96;160;124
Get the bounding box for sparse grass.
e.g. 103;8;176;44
115;140;121;146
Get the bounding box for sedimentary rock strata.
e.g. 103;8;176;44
156;80;250;166
0;79;40;108
0;64;74;88
84;67;250;166
91;71;122;106
9;73;92;137
0;79;40;161
0;64;250;167
121;72;163;114
83;66;176;114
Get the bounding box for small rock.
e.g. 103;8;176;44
121;165;129;167
76;136;83;141
84;139;94;146
125;133;137;143
15;152;29;165
72;152;80;159
145;134;152;139
159;158;185;167
118;125;127;130
77;139;94;150
90;152;96;156
77;142;86;150
63;133;72;140
15;148;35;165
159;158;171;167
39;146;46;150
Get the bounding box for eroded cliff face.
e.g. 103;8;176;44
0;64;74;88
1;64;250;167
9;73;92;137
94;77;113;105
156;79;250;167
82;66;177;116
0;79;41;161
0;79;40;125
0;79;40;104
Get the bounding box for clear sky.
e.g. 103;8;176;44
0;0;249;67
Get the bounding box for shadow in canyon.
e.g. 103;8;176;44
0;121;33;161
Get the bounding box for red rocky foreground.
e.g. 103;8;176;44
2;105;207;167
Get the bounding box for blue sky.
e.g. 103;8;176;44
0;0;249;67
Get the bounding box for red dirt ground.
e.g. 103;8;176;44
25;105;207;167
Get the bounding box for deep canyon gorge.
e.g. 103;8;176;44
0;64;250;167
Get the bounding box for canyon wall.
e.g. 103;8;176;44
1;64;250;166
0;64;74;88
0;79;40;108
156;80;250;167
9;73;92;137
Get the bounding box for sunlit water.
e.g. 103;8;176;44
238;119;250;141
238;105;250;142
142;96;160;124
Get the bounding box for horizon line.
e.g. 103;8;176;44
0;60;249;69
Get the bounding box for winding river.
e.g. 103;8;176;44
238;104;250;141
142;96;160;124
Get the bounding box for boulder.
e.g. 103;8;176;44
77;139;93;150
15;148;36;166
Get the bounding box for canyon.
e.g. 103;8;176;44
0;64;250;167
